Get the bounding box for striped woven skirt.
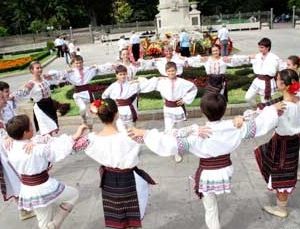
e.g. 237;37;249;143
255;133;300;190
100;166;155;229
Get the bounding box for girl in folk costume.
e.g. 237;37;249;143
187;45;250;101
254;69;300;218
128;92;285;229
13;61;65;136
139;45;187;77
153;61;197;162
102;65;158;131
256;56;300;180
4;114;87;229
72;98;182;229
245;38;281;105
0;92;35;220
46;55;115;124
0;81;17;124
286;55;300;73
119;48;139;81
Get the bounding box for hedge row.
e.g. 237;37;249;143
62;67;253;100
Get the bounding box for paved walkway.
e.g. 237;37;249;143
0;118;299;229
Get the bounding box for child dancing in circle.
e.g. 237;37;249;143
254;69;300;218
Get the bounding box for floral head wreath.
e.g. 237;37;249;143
287;82;300;95
90;99;106;114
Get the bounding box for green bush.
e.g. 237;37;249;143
1;48;45;56
0;26;8;37
234;68;253;75
47;40;55;50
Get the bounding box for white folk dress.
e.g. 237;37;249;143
0;126;20;200
143;105;279;196
74;132;172;219
6;134;74;210
14;80;58;135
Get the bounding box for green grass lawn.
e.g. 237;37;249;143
51;86;247;116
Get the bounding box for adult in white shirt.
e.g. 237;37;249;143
54;36;64;58
217;24;229;56
245;38;280;105
129;31;140;61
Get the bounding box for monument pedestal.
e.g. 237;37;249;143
156;0;201;35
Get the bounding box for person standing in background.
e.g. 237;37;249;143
179;29;191;57
129;31;140;62
54;36;64;58
218;24;229;57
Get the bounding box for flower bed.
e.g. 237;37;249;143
0;56;32;73
0;50;50;73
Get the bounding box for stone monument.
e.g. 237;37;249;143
156;0;201;34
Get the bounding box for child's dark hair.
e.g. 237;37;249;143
0;81;9;91
165;61;177;71
278;69;299;86
288;55;300;68
115;65;127;74
200;92;227;121
97;99;118;124
258;37;271;51
73;55;83;62
29;61;41;71
6;115;31;140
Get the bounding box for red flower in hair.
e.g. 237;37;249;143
90;99;103;114
287;82;300;95
93;99;102;108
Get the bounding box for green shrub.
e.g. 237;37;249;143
234;68;253;75
0;26;8;37
47;40;55;50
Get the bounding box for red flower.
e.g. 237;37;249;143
288;82;300;95
92;99;102;108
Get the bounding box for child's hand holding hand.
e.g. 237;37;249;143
127;127;146;139
72;124;89;140
176;99;184;106
233;116;244;129
197;126;212;138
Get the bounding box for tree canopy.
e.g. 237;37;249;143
0;0;294;35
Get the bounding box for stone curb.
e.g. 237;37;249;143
18;103;250;127
0;55;57;79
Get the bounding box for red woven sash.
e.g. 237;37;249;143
256;74;273;100
21;170;49;186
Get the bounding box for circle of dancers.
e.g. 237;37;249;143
0;37;300;229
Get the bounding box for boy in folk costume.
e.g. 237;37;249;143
254;69;300;218
128;92;285;229
0;92;35;220
154;61;197;162
102;65;158;131
46;55;114;124
4;115;87;229
245;37;281;105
